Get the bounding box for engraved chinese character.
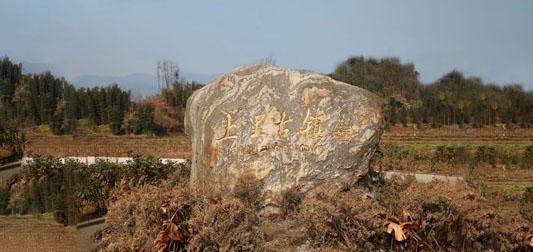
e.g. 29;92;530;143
216;114;238;142
250;114;267;138
275;111;293;138
299;108;326;139
332;121;355;143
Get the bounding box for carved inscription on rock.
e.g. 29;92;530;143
185;64;384;200
332;122;356;143
213;106;354;157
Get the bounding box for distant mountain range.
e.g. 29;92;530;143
21;61;219;98
73;73;159;99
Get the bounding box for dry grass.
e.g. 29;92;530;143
0;215;88;252
92;164;533;251
96;168;268;252
299;182;387;250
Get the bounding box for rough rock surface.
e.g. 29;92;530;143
185;64;384;201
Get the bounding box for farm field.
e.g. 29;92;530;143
24;128;192;159
0;214;91;252
382;125;533;217
24;123;533;157
7;124;533;250
23;124;533;212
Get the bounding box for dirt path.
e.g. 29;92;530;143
0;215;92;252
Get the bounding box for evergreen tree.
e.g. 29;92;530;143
126;103;155;135
108;105;124;135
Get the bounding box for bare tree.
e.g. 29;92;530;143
256;54;277;65
156;60;180;93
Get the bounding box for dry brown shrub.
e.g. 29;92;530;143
377;175;530;251
186;189;267;252
96;184;190;251
277;184;305;218
94;168;194;251
299;182;388;250
232;170;264;211
299;176;531;251
95;167;267;252
95;164;532;251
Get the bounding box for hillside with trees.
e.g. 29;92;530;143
3;56;533;250
0;57;201;162
3;56;533;136
2;55;533;162
0;57;202;136
330;56;533;129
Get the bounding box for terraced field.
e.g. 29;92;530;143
25;124;533;157
25;134;192;159
8;124;533;251
382;124;533;144
383;125;533;216
0;215;90;252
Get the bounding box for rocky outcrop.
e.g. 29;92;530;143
185;64;384;202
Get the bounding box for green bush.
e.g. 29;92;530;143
12;155;183;225
0;187;11;215
519;186;533;221
500;148;520;166
377;143;409;169
522;145;533;169
454;145;472;164
125;103;155;135
474;145;497;168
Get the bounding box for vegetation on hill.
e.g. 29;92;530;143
3;55;533;139
331;56;533;128
0;57;202;139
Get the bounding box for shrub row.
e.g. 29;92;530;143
6;155;186;225
375;143;533;171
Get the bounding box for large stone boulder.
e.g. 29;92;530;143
185;64;384;201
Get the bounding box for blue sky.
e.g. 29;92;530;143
1;0;532;90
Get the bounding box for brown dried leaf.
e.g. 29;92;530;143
384;217;407;242
153;241;168;252
386;222;407;241
401;208;414;222
402;221;420;241
153;230;170;252
402;221;419;231
383;214;419;242
164;220;185;242
383;216;400;226
153;220;194;252
160;199;178;214
526;231;533;247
